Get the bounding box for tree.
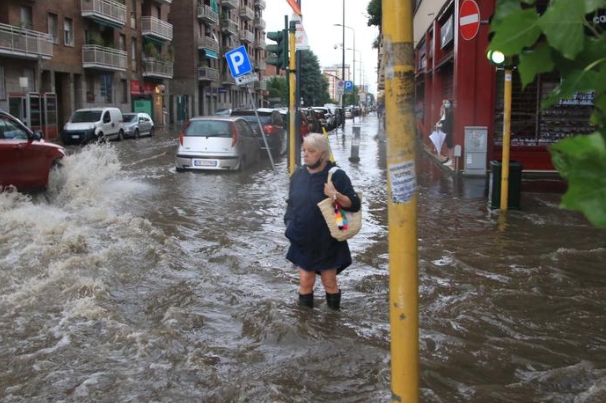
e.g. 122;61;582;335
489;0;606;228
366;0;382;28
299;49;331;106
266;76;288;106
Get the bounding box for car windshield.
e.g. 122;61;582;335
71;111;102;123
185;120;231;137
123;114;137;122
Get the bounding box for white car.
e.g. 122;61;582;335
122;112;155;139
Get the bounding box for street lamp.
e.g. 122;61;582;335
334;23;356;107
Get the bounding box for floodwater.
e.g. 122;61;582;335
1;115;605;402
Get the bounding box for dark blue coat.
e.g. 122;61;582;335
284;163;361;273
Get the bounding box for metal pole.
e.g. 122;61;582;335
384;0;419;401
500;68;512;211
341;0;346;130
289;20;297;175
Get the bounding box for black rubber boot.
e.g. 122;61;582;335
298;292;314;309
326;290;341;311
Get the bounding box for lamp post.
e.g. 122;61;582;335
334;23;356;110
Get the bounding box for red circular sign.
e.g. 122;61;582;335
460;0;481;41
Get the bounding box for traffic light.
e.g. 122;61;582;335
486;49;516;69
266;29;288;71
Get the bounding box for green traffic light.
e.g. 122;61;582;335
266;30;289;70
487;50;506;65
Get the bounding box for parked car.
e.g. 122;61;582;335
175;116;260;172
311;107;334;131
214;108;232;116
0;109;66;193
230;108;285;156
61;107;124;145
122;112;155;139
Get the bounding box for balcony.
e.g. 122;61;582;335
198;67;220;81
197;4;219;25
141;16;173;42
254;0;266;9
80;0;126;28
0;23;53;60
239;7;254;21
197;36;219;53
221;0;237;9
253;17;265;30
254;80;266;91
239;29;254;44
142;57;173;79
222;72;236;85
221;18;238;36
82;45;127;71
255;37;265;50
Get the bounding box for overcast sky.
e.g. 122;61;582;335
263;0;380;95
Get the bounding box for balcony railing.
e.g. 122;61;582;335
82;45;127;71
254;0;266;9
0;23;53;59
197;4;219;25
198;67;220;81
142;57;173;78
141;16;173;42
81;0;126;28
221;19;238;36
197;36;219;52
239;7;254;21
255;38;266;50
253;17;265;30
254;80;266;91
239;30;254;43
221;0;237;9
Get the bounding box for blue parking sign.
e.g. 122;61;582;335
344;81;354;92
225;46;252;78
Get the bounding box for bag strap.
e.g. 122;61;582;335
327;166;340;186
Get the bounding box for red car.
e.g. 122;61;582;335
0;110;66;193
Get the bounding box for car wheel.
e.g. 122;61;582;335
134;128;140;140
149;127;154;137
46;159;65;196
96;133;106;144
118;130;124;141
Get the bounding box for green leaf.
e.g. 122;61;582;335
518;43;554;87
539;1;586;59
541;69;599;107
488;9;541;55
549;133;606;227
583;0;606;13
491;0;526;31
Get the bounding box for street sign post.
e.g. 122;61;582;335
336;80;345;96
460;0;480;41
225;45;253;78
344;80;354;92
235;73;259;86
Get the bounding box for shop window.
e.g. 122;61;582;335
100;75;113;104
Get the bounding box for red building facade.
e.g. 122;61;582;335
415;0;594;173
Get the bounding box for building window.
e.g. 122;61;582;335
0;67;5;100
119;34;126;51
64;18;74;46
100;74;113;103
121;79;128;103
131;38;137;70
48;13;58;43
86;76;95;102
20;6;33;30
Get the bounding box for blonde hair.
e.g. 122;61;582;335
303;132;329;153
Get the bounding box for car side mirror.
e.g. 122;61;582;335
32;130;43;141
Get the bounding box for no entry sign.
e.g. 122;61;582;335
460;0;480;41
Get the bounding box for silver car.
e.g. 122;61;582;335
122;112;154;139
175;116;260;171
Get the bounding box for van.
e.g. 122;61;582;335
61;107;124;145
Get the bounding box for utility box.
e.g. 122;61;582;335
464;126;488;176
488;160;524;210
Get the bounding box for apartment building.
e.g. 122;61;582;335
169;0;267;118
0;0;268;140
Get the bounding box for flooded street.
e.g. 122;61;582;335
1;115;606;402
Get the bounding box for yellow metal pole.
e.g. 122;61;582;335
499;68;512;211
383;0;419;401
288;25;297;175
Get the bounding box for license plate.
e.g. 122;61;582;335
193;159;217;167
71;135;79;139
